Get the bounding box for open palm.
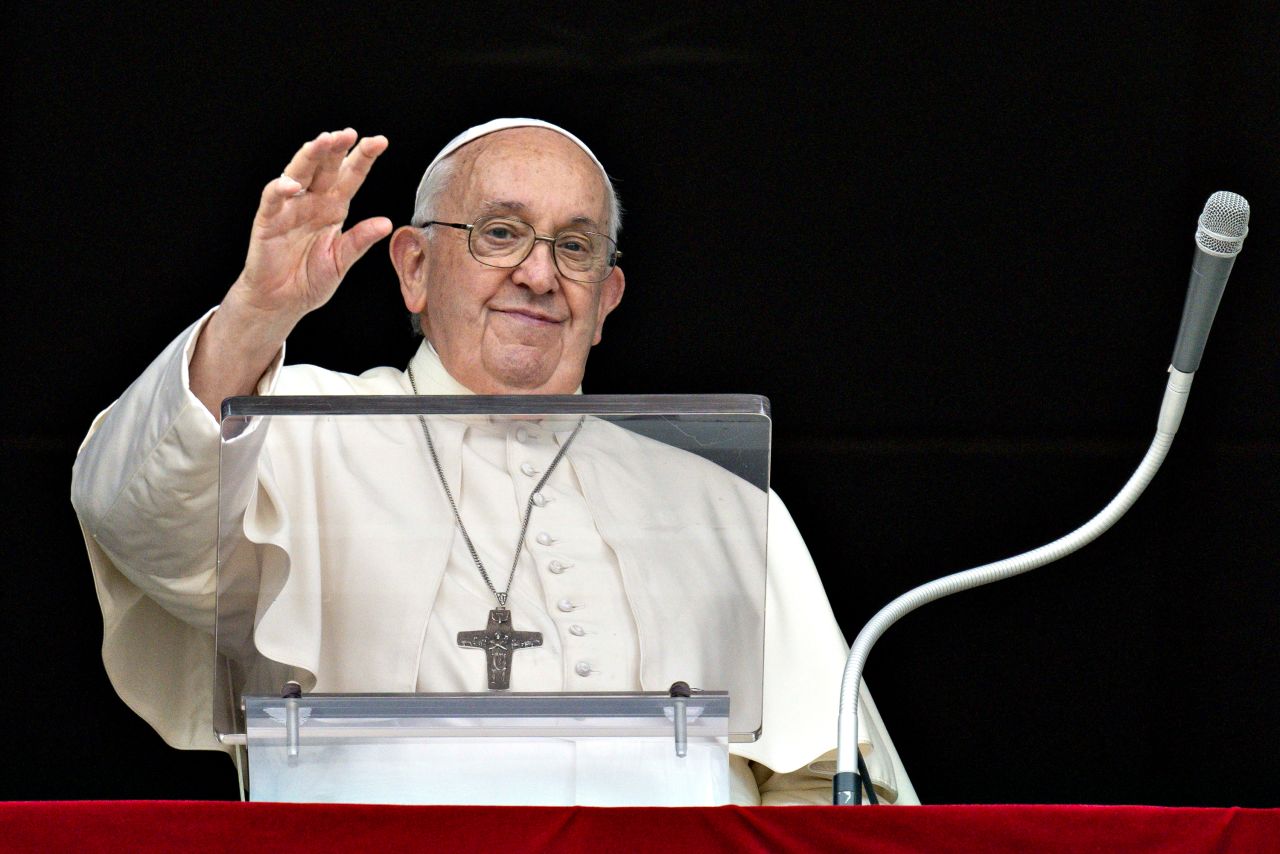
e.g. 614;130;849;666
236;128;391;321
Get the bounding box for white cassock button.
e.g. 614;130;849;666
531;492;547;507
520;462;537;477
516;427;529;443
536;532;554;546
569;624;586;637
547;560;566;574
557;598;576;612
574;661;592;677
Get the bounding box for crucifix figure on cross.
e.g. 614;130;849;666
457;608;544;690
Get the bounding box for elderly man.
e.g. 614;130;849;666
71;119;916;805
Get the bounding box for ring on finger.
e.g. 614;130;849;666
280;172;308;197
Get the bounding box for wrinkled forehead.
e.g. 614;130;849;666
445;129;609;225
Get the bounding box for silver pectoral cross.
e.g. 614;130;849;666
457;608;543;690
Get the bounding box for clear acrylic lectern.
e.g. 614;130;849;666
216;394;770;805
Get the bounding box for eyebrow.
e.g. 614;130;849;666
478;199;603;232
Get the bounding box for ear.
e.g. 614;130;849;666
390;225;430;313
591;264;625;345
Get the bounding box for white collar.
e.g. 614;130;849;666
405;339;584;396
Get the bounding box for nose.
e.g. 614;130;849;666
510;238;560;294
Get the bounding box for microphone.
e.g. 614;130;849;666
833;190;1251;805
1171;191;1250;372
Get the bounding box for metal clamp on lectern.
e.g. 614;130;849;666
282;681;302;758
669;681;692;757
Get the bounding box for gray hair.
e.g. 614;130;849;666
407;147;623;336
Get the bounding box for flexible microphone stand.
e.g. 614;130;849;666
834;191;1251;805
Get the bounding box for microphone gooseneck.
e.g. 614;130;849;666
834;191;1249;805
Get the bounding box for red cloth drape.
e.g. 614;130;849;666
2;802;1276;853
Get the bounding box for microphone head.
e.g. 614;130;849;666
1196;191;1250;257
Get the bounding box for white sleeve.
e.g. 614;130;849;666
69;308;284;750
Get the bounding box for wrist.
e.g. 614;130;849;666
214;283;303;358
189;286;297;414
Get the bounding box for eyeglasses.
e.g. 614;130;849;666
419;216;621;284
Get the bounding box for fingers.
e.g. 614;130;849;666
334;134;389;198
335;216;394;276
307;128;359;194
257;129;387;225
275;129;386;198
279;129;357;193
257;174;306;222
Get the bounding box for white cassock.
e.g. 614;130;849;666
71;310;918;805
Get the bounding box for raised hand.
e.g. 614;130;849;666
190;129;391;415
234;128;391;323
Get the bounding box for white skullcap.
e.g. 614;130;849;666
413;118;608;221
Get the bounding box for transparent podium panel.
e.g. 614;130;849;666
216;394;769;802
244;692;730;805
215;396;762;804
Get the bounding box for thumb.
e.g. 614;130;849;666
335;216;394;276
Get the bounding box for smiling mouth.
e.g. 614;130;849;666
495;308;564;326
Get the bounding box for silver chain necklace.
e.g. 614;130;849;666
407;363;584;689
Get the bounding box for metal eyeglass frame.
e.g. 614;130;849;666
419;217;621;284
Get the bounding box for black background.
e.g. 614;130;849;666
4;5;1277;805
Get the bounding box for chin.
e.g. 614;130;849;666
483;352;559;393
